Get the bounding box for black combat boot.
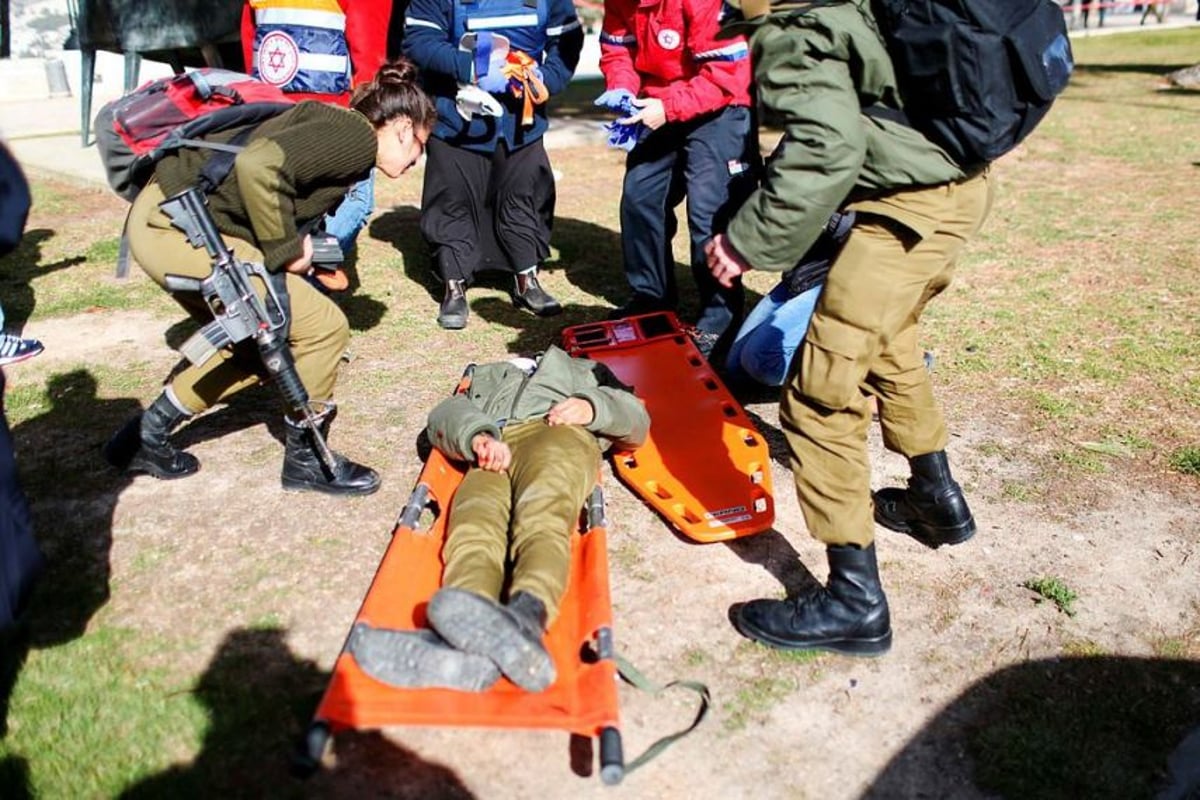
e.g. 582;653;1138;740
102;392;199;479
873;451;976;547
427;587;556;692
733;543;892;656
438;279;469;330
280;405;381;496
512;269;562;317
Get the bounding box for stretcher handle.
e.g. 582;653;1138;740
396;483;430;530
599;727;624;785
587;486;607;530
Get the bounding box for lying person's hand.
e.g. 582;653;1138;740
547;397;595;427
472;434;512;471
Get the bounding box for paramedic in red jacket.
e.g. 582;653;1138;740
598;0;757;358
241;0;393;264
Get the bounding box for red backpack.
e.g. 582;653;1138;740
95;68;295;202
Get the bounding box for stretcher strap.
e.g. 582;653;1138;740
614;651;710;775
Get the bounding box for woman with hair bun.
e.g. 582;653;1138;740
103;59;436;497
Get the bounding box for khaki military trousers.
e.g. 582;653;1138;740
781;172;993;547
441;419;601;623
126;182;350;414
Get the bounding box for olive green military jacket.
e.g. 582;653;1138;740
155;101;377;272
427;346;652;463
724;0;967;272
422;347;648;465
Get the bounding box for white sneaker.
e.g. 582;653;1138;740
0;334;44;366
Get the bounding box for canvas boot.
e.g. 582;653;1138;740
438;279;469;330
427;587;556;692
280;405;381;496
733;543;892;656
102;392;199;479
346;623;501;692
512;269;562;317
873;451;976;547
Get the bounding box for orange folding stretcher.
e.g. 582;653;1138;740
561;311;775;543
294;448;627;784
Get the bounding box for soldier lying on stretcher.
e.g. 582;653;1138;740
349;345;650;691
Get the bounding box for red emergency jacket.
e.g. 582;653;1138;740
599;0;752;123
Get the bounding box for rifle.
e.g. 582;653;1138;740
158;186;338;473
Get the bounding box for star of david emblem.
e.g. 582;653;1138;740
257;31;300;86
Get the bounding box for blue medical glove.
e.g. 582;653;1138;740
604;120;647;152
472;31;511;93
594;88;636;114
478;68;511;94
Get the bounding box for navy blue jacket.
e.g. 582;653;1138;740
403;0;583;152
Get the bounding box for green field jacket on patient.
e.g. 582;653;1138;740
427;345;651;463
723;0;968;273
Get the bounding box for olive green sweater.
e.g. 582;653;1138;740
154;101;377;271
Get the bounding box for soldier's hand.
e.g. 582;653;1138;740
547;397;594;427
472;434;512;472
706;234;752;288
284;235;315;275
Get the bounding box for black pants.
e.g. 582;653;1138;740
0;369;43;630
420;137;556;283
620;105;757;335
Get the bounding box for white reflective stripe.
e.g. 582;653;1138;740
296;52;349;73
599;31;636;45
466;13;540;29
255;8;346;30
694;41;749;60
546;18;581;35
405;16;445;30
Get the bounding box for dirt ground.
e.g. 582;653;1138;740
10;296;1199;799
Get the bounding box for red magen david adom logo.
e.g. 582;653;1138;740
258;31;300;86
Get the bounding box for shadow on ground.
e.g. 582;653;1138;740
119;626;476;799
724;528;820;599
0;228;84;332
863;655;1200;799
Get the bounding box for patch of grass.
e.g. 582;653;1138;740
1167;446;1200;477
765;646;825;666
1061;639;1105;658
723;676;796;732
84;237;122;264
1032;391;1077;421
1023;576;1079;617
1051;447;1107;475
0;627;209;797
682;647;709;667
1153;637;1188;659
251;613;284;630
1000;481;1038;502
